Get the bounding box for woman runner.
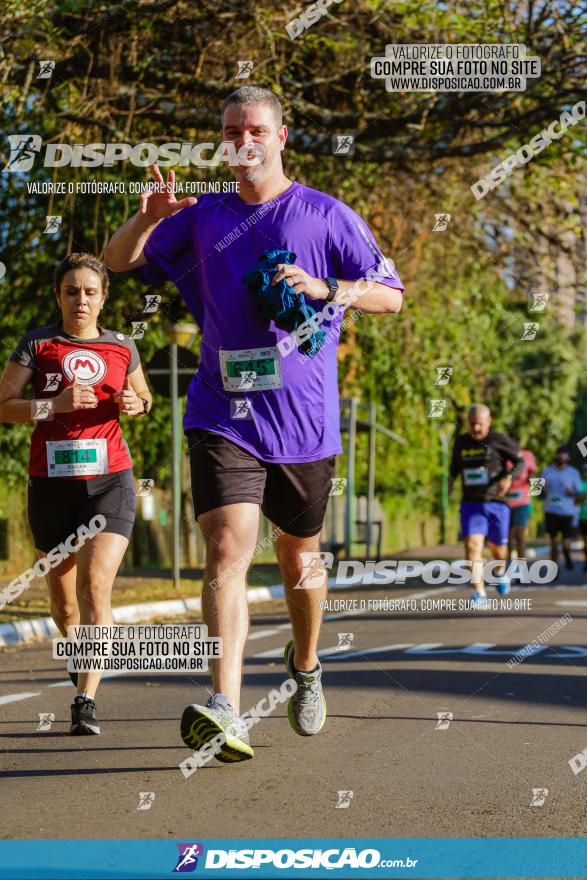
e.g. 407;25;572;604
0;253;152;735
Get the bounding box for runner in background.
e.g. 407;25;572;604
449;404;525;606
541;447;582;574
0;253;151;735
506;433;537;582
579;463;587;572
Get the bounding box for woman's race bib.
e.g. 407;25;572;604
46;438;108;477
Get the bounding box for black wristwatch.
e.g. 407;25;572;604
138;397;149;416
324;276;339;302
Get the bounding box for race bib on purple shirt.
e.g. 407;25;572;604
135;182;404;463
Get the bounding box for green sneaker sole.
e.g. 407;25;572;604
283;639;327;737
180;704;254;763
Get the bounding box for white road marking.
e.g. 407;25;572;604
247;629;280;641
406;643;547;657
463;643;546;657
256;641;587;662
405;643;446;653
48;668;131;688
5;579;584;691
317;645;349;657
253;646;287;659
325;644;415;661
0;691;41;705
246;598;421;654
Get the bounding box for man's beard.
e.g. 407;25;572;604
238;162;269;183
235;149;274;184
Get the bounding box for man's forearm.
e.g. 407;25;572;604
104;212;159;272
508;455;525;481
334;279;402;314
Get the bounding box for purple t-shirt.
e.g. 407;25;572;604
136;181;404;463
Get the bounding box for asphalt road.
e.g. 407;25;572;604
1;559;587;844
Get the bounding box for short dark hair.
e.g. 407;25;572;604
54;253;109;301
556;445;570;455
221;86;283;128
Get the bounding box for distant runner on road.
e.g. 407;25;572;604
541;446;582;574
449;404;524;606
579;463;587;572
506;433;537;578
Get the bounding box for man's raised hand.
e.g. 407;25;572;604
139;165;197;221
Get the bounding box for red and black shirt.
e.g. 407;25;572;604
9;323;140;478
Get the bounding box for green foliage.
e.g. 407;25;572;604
0;0;584;542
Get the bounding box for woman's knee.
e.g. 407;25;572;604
77;573;113;610
50;596;78;631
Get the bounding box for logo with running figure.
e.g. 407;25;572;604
173;843;204;872
44;373;61;391
530;787;548;807
137;791;155;810
2;134;42;172
62;350;106;385
336;790;354;808
435;711;453;730
37;712;55;731
294;551;334;589
529;477;545;496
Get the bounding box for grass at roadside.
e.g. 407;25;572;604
0;563;283;624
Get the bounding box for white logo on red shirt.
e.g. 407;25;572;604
62;350;106;385
43;372;61;391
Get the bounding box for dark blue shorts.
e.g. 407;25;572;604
509;504;530;528
460;501;510;546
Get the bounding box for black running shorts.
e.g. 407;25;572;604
186;428;336;537
28;468;137;552
544;512;574;539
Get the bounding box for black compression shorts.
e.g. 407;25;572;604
28;468;137;552
186;428;335;538
544;512;574;540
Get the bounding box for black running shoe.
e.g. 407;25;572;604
70;695;100;735
68;669;78;687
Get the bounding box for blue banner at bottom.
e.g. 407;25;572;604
1;838;586;880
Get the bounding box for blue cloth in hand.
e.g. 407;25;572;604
242;249;326;358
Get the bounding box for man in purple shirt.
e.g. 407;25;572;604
105;86;404;764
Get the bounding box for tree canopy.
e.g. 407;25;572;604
0;0;585;539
